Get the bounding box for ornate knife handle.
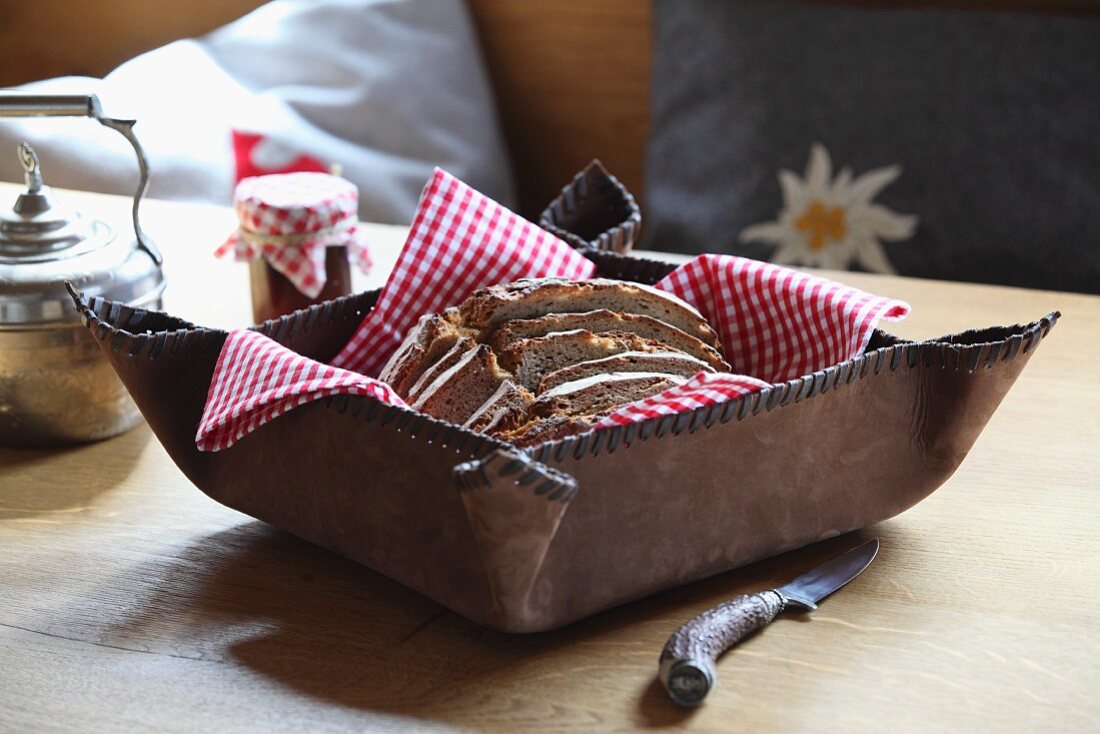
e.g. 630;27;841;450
0;92;162;264
659;590;787;707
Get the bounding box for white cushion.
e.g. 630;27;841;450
0;0;515;222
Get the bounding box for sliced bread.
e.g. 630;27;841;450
378;277;731;446
497;329;677;390
487;309;730;371
530;372;688;420
412;344;509;425
497;415;595;448
405;336;477;402
459;278;720;347
378;309;465;394
462;380;535;434
537;351;712;392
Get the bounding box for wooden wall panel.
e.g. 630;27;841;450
466;0;651;216
0;1;265;87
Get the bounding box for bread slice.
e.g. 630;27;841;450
497;415;595;448
460;278;720;348
537;351;712;393
462;380;534;433
487;309;730;371
405;336;477;402
531;372;688;419
496;329;677;390
378;308;465;394
412;344;509;425
500;372;685;447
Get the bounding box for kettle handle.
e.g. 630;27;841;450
0;93;163;265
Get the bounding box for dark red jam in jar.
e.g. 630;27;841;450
249;247;351;324
217;172;364;324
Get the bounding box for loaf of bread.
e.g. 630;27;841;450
378;278;730;446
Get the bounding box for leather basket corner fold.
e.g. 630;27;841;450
538;159;641;254
65;181;1057;633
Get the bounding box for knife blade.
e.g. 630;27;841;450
658;538;880;707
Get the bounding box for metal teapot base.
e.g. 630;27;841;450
0;323;144;448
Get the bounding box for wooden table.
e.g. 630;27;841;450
2;185;1097;732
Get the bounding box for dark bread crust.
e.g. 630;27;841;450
378;309;465;394
497;415;595;448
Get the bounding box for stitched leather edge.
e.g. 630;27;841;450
66;276;1060;464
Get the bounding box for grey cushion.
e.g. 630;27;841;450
645;0;1100;293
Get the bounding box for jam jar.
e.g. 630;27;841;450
217;172;368;324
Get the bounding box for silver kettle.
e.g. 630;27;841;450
0;93;165;448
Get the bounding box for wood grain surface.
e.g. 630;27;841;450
0;1;267;88
1;185;1098;732
466;0;652;217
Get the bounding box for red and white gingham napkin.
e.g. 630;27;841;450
657;254;909;383
196;330;407;452
215;172;371;299
589;255;909;428
196;169;907;452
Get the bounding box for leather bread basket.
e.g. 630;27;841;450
67;170;1057;632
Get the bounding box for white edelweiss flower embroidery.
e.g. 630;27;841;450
739;143;918;274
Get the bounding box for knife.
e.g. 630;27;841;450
659;538;880;707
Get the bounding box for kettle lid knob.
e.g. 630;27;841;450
19;142;43;193
0;142;101;257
